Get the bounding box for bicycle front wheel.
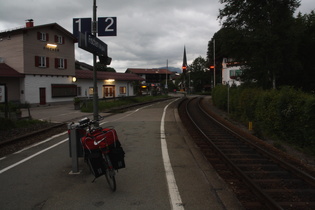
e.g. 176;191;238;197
104;155;116;191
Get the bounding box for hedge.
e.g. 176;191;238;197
212;85;315;154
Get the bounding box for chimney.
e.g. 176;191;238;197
25;19;34;28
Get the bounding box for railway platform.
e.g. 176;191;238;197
1;95;244;209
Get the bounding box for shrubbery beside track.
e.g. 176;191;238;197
212;85;315;154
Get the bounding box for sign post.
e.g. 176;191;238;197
73;0;117;124
92;0;99;125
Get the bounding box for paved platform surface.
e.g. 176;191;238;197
1;95;244;210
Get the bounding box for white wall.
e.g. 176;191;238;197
76;79;135;98
23;76;137;104
24;75;75;104
222;58;242;87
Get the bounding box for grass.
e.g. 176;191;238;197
0;118;49;131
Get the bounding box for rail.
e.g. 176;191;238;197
179;97;315;209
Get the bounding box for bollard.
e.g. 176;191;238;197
69;128;80;174
248;121;253;131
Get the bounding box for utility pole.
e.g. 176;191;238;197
213;39;216;88
182;46;187;93
165;59;168;90
92;0;99;124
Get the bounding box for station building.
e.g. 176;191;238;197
0;20;143;105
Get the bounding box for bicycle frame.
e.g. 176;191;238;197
79;118;117;191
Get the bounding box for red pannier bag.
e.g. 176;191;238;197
81;128;118;151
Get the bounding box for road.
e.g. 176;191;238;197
0;97;243;210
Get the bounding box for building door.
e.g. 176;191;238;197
103;86;115;98
39;88;46;105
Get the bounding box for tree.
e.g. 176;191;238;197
207;27;247;86
187;56;210;92
295;11;315;92
95;62;116;72
217;0;301;89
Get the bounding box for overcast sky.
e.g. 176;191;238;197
0;0;314;72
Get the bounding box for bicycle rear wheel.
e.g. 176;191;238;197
104;155;116;191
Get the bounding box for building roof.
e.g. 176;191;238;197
75;70;144;81
0;22;77;41
0;63;24;78
76;61;93;71
126;68;172;75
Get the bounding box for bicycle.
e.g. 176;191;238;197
76;116;125;192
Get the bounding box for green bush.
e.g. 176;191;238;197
301;97;315;151
238;87;262;122
0;118;47;131
212;85;315;154
0;118;16;130
255;89;278;138
212;85;228;110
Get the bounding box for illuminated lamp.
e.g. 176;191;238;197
106;79;115;82
72;77;77;82
46;43;57;49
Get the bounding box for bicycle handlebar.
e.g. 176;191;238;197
68;115;104;130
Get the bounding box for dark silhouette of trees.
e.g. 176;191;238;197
207;0;315;91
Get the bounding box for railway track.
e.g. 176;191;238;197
178;97;315;210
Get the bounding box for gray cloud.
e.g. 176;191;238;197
1;0;314;72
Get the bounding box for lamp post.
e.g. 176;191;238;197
188;68;191;95
227;80;230;114
213;39;216;88
165;59;168;91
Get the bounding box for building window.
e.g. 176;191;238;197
229;69;243;79
119;86;126;94
89;87;94;97
35;56;49;68
37;32;49;41
77;87;82;96
55;58;67;69
55;35;65;44
51;84;77;97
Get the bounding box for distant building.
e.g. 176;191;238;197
0;20;144;105
75;68;144;98
125;68;172;88
0;20;77;104
222;58;243;86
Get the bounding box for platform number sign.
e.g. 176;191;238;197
73;18;92;39
98;17;117;36
73;17;117;38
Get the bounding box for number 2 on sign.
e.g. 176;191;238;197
105;17;114;32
